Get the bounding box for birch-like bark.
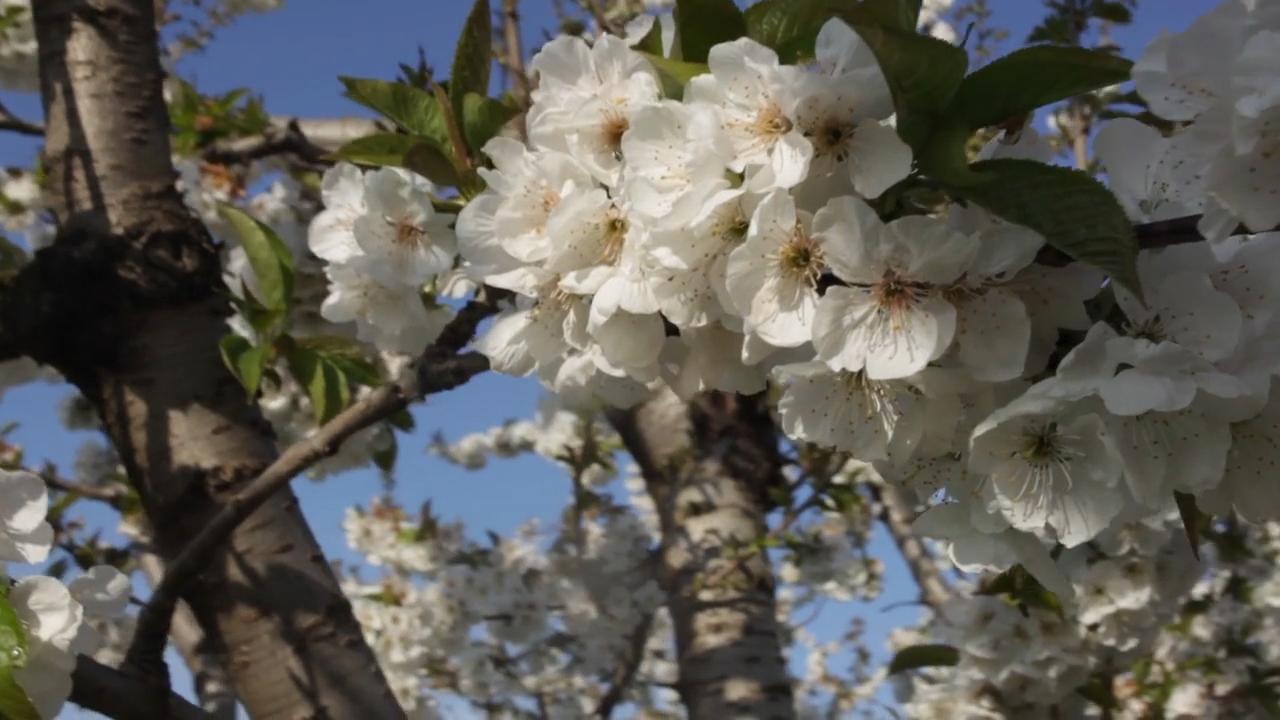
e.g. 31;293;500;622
611;390;795;720
26;1;403;717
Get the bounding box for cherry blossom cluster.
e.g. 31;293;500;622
373;2;1280;597
894;516;1280;718
340;492;669;716
0;470;130;718
1108;0;1280;240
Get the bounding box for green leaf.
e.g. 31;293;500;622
743;0;840;63
640;52;709;100
1089;1;1134;24
953;159;1141;296
0;589;36;720
0;586;27;668
676;0;748;63
219;205;295;313
839;20;968;151
294;336;382;387
977;563;1065;617
403;141;462;188
333;132;421;167
218;334;269;399
287;347;351;424
858;0;923;31
949;45;1132;130
0;670;39;720
450;0;492;123
339;77;450;146
888;644;960;674
1077;672;1119;710
388;409;416;432
373;436;398;473
1174;490;1204;561
461;93;518;157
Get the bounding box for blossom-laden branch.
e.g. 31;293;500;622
124;291;501;687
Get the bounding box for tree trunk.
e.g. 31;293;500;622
24;1;404;717
611;390;795;720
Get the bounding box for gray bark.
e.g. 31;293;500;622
611;390;795;720
22;1;404;717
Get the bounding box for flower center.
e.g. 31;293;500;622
808;118;856;161
601;109;630;159
1125;315;1166;343
1018;422;1071;467
776;227;824;286
753;102;793;139
600;207;629;266
873;272;927;326
389;216;425;249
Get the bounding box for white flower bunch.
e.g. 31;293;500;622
458;2;1280;593
1;470;130;719
309;164;458;355
1108;0;1280;240
341;496;664;716
288;5;1280;709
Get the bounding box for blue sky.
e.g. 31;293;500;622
0;0;1216;716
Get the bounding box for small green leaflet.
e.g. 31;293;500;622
450;0;493;123
461;93;519;157
339;77;451;148
218;205;295;313
333;133;421;168
0;588;37;720
218;334;268;400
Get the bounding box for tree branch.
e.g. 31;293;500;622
867;483;952;610
125;292;501;679
594;612;654;718
202;116;387;165
137;550;236;719
0;98;43;136
500;0;531;109
70;655;209;720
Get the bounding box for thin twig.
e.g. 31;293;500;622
501;0;531;109
0;99;43;136
594;612;654;718
41;468;129;504
124;292;503;681
582;0;613;34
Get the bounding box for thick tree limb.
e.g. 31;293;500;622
30;1;405;717
70;655;209;720
127;294;498;681
610;390;796;720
